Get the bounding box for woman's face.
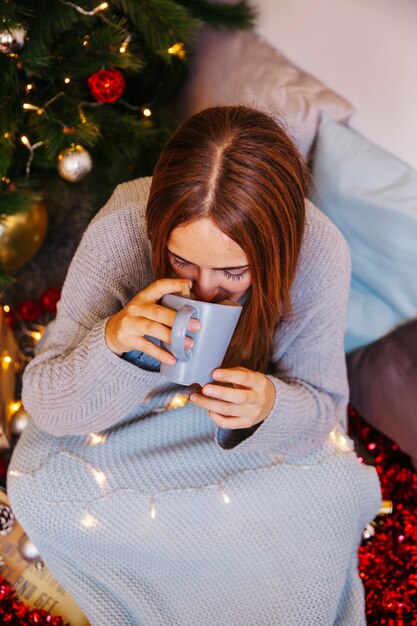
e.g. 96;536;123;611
167;218;251;303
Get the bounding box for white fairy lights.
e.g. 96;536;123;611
20;135;44;177
9;390;389;528
60;1;109;17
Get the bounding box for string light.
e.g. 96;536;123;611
80;513;98;529
119;34;131;54
64;77;71;84
10;390;391;530
3;305;11;313
142;108;152;117
10;401;22;414
22;102;44;114
168;42;186;59
92;469;107;487
1;353;12;370
26;83;33;92
3;132;10;139
88;432;107;445
1;176;10;185
20;135;44;177
166;394;189;410
149;498;157;520
61;1;108;16
220;485;230;504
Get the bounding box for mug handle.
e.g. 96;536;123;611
170;304;198;361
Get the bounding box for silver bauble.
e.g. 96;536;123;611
0;27;26;53
11;406;30;436
18;533;42;564
57;145;93;183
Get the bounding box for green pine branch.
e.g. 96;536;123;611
176;0;257;30
111;0;202;52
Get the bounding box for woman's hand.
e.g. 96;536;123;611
105;278;199;364
189;366;276;429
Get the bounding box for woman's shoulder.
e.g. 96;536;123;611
72;177;153;288
292;199;351;299
89;176;152;226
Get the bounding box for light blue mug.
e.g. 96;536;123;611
160;294;243;386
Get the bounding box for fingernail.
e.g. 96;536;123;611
189;320;200;331
185;337;194;348
213;371;222;379
190;394;197;402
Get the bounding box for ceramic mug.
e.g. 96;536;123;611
159;293;243;386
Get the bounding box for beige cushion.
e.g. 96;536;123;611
176;28;354;158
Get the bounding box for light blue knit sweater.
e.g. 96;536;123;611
8;178;381;625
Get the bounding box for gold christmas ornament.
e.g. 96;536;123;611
0;201;48;274
0;27;26;54
10;405;30;436
57;145;92;182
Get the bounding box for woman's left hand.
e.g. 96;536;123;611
189;366;276;430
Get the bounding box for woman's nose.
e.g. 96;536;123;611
193;277;219;302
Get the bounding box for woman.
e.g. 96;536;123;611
8;106;381;625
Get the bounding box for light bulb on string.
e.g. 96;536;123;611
61;1;109;16
22;103;44;114
142;108;152;118
149;498;156;519
168;42;186;59
220;485;230;504
20;135;44;177
119;34;131;54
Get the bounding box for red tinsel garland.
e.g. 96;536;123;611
0;576;68;625
349;405;417;625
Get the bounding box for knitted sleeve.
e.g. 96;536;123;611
21;180;163;436
216;214;352;458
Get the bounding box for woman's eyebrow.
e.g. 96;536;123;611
167;248;249;271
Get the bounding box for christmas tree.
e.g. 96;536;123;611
0;0;256;292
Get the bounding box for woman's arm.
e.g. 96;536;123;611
22;184;166;437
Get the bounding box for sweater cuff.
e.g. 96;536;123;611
215;375;330;457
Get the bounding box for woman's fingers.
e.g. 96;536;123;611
138;278;193;304
201;383;251;405
137;336;177;366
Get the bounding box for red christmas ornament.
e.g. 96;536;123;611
40;287;61;313
87;68;126;103
18;299;43;323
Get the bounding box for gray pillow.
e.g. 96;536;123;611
175;28;354;157
346;319;417;461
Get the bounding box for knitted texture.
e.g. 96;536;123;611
7;178;382;624
8;382;381;626
20;177;352;458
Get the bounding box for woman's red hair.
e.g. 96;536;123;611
146;106;309;372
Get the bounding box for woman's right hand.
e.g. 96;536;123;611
105;278;199;364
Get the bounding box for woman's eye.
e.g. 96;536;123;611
172;257;189;269
223;269;249;281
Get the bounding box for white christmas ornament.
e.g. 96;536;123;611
0;27;26;53
57;145;92;182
